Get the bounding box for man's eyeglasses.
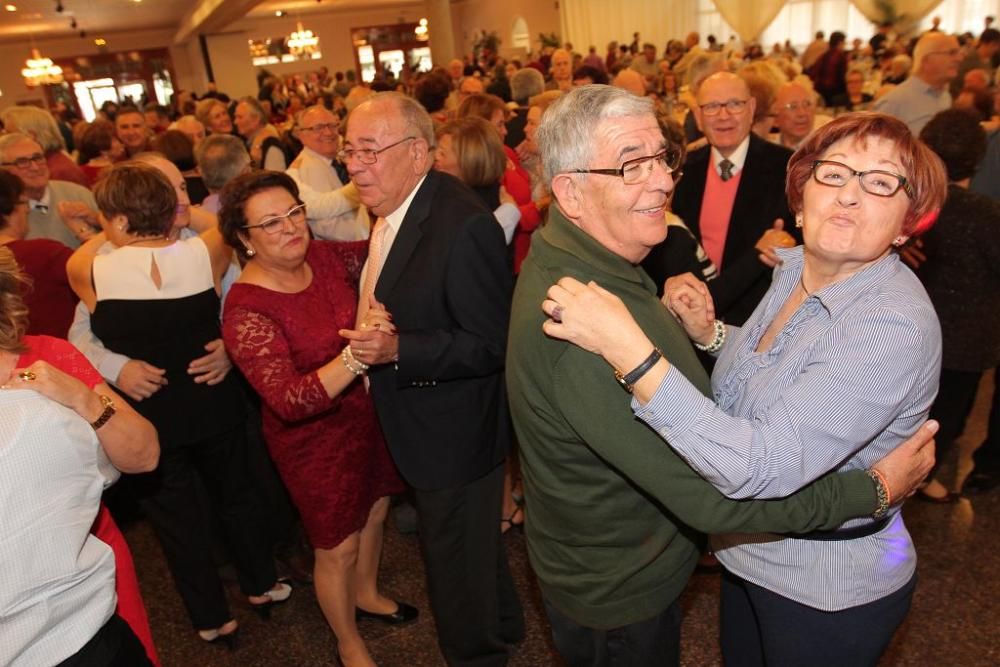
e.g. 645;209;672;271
338;136;416;165
566;147;683;186
1;153;46;169
242;203;307;235
925;48;961;58
782;100;814;112
699;99;749;116
300;122;339;133
811;160;913;198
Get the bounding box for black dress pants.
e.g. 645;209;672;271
55;615;152;667
136;425;277;629
928;367;984;478
413;463;524;667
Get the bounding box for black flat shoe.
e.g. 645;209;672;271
355;601;419;625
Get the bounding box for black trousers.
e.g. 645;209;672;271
135;425;277;629
720;569;916;667
543;597;682;667
973;369;1000;474
55;615;152;667
413;463;524;667
929;367;985;478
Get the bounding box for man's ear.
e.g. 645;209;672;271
410;137;431;173
550;173;583;220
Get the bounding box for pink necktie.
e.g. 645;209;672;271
357;217;387;327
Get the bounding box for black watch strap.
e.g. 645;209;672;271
614;348;662;393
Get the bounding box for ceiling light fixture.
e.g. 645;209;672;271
4;4;17;12
287;22;319;56
274;10;283;17
22;48;64;87
94;38;106;46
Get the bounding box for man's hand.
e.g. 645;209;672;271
339;326;399;367
755;218;797;268
188;339;232;385
116;360;167;401
898;238;927;271
872;420;939;503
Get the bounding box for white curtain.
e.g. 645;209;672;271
850;0;944;34
559;0;698;54
711;0;789;42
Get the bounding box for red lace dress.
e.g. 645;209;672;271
222;241;404;550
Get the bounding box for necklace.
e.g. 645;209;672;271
799;271;811;297
121;235;168;247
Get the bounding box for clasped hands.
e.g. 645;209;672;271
339;296;398;367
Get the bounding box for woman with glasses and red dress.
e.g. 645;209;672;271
218;171;410;667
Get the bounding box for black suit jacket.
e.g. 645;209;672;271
646;134;796;325
369;170;512;491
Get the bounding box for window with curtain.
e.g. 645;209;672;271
919;0;1000;33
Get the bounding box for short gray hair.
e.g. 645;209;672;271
0;132;41;163
537;84;654;183
1;106;65;153
196;134;251;192
511;68;544;104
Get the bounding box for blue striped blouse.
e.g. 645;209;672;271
633;246;942;610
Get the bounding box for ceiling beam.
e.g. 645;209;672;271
173;0;267;45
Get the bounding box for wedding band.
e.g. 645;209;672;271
18;370;36;381
551;305;563;323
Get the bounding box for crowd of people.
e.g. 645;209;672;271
1;12;999;667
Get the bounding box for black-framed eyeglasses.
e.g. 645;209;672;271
811;160;913;198
242;203;307;235
300;122;339;133
338;136;416;165
565;147;683;186
1;153;46;169
699;99;749;116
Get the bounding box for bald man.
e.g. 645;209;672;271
772;82;821;149
874;31;961;134
546;49;573;92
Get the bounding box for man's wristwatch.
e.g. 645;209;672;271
90;394;116;430
614;348;662;394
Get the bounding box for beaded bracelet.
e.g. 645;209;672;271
341;347;369;376
867;469;891;519
693;319;727;354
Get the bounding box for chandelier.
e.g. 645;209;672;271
22;49;64;86
287;22;318;56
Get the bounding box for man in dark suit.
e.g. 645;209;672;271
340;92;523;667
644;72;797;326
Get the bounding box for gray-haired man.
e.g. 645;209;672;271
506;85;935;666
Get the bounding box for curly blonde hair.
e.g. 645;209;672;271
0;246;29;353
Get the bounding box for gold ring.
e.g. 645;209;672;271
18;370;36;381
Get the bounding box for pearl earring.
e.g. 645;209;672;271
795;213;804;228
245;247;256;257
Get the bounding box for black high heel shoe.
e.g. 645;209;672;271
249;581;293;620
198;621;239;651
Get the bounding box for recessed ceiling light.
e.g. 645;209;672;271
94;38;106;46
275;10;284;17
4;4;17;11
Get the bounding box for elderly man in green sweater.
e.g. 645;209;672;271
506;84;936;666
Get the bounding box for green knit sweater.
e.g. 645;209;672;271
507;210;877;629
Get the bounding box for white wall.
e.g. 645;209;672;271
452;0;562;59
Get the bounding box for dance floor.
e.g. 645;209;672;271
127;373;1000;666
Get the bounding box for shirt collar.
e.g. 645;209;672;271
28;185;51;211
540;206;655;288
711;135;751;175
302;145;337;163
772;245;903;318
384;173;428;234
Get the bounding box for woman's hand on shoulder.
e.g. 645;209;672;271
4;360;98;417
542;277;652;371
